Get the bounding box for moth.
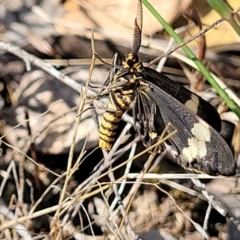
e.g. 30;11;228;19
99;0;236;176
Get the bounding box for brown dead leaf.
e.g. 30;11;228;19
232;121;240;156
57;0;192;38
190;0;240;47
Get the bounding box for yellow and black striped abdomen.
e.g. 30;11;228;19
99;90;135;150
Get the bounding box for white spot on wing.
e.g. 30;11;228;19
182;120;211;162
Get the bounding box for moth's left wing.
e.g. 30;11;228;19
144;67;222;132
136;78;236;176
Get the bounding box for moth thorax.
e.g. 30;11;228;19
126;53;140;67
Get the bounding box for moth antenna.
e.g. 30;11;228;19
132;0;142;55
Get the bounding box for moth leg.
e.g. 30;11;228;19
107;92;123;115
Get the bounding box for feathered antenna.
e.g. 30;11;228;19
131;0;142;55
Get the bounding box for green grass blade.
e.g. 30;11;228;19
142;0;240;119
206;0;240;36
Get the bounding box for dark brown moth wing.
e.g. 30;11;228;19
143;67;222;132
135;78;236;176
133;90;166;150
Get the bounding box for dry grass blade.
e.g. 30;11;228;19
0;41;96;97
49;32;97;238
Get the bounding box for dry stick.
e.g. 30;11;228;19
153;183;209;239
0;198;82;236
127;173;218;179
23;170;222;225
17;112;33;214
0;41;96;97
60;140;137;224
110;143;137;210
52;32;101;234
0;101;63;200
104;150;136;239
34;2;240;67
58;180;126;237
147;7;240;109
191;178;227;217
56;37;108;225
49;39;96;238
0;175;141;231
156;23;195;72
0;100;71;177
148;7;240;67
0;161;16;197
112;179;209;238
159;179;206;200
60;147;100;224
95;181;122;239
76;127;177;200
118;123;175;233
110;143;139;239
79;202;96;237
49;102;85;237
73;122;134;199
29;171;67;215
0;99;63;141
0;201;70;231
2;105;80;216
1;140;59;177
0;199;32;240
60;139;88;225
100;123;137;237
18;149;25;208
57;135;158;210
203;200;213;233
2;133;33;209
